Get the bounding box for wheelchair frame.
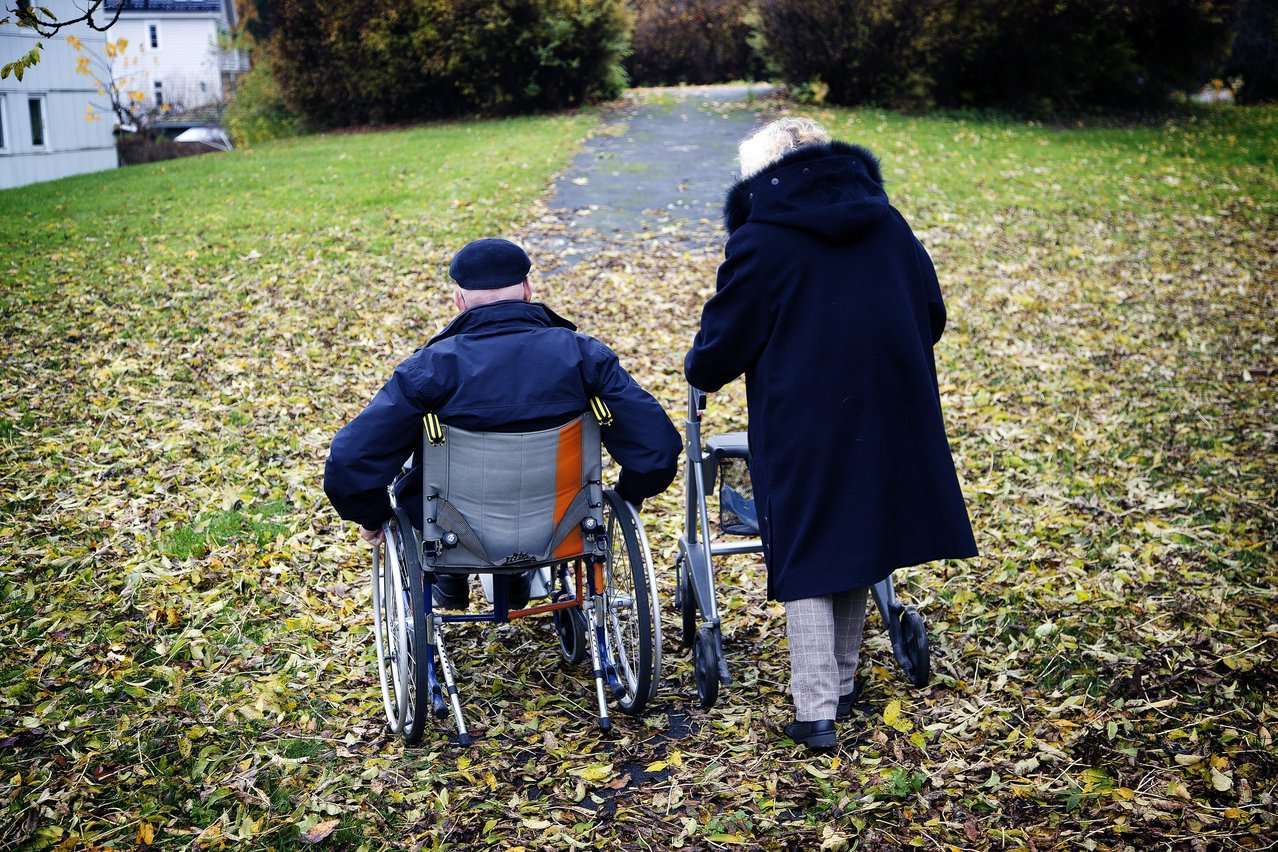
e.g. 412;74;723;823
372;415;661;746
676;386;932;710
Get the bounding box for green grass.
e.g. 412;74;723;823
0;113;596;849
0;112;594;309
0;101;1275;849
160;500;293;559
799;103;1278;216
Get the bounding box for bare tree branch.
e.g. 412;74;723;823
4;0;125;37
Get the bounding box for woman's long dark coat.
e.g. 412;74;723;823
685;141;977;601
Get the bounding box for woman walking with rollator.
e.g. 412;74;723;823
685;117;977;751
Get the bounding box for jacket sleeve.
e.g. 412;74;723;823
684;232;774;392
323;353;444;530
578;337;681;505
915;237;946;344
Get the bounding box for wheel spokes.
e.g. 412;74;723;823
603;504;641;697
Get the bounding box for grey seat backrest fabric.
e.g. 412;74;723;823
421;414;604;570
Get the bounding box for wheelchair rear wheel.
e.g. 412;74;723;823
601;490;660;714
372;519;429;744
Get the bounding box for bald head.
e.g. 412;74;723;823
454;279;531;312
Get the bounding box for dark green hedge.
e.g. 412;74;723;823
756;0;1239;111
272;0;631;127
626;0;765;85
1222;0;1278;103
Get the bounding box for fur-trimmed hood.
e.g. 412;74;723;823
723;141;888;240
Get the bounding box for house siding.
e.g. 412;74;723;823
107;0;247;111
0;1;119;190
112;15;226;107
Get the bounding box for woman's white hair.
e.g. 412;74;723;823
738;117;832;179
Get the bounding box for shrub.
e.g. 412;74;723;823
755;0;1239;111
271;0;631;128
924;0;1238;110
116;132;212;166
626;0;764;85
1222;0;1278;103
224;54;302;147
754;0;930;107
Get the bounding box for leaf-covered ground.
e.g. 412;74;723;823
1;97;1275;850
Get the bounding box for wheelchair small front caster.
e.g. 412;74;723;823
553;595;588;665
901;608;930;687
693;625;721;710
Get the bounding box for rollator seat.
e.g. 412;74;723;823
705;431;750;461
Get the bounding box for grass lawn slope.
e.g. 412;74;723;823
1;101;1275;849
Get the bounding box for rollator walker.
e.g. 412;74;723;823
372;401;661;744
675;386;931;709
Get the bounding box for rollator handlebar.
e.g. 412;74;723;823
688;385;707;420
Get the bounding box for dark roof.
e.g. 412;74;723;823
105;0;223;11
152;102;225;129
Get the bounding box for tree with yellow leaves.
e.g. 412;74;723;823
68;34;167;131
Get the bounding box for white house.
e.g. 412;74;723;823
105;0;247;111
0;2;118;190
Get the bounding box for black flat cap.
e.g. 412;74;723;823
448;238;532;290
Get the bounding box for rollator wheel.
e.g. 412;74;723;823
373;518;429;745
553;587;588;665
901;608;930;688
601;490;661;715
692;625;721;710
675;554;697;649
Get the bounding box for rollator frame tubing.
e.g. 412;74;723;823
681;386;913;682
684;386;903;610
683;387;721;626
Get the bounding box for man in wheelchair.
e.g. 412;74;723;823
323;238;681;610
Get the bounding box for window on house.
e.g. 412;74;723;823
148;23;159;50
0;96;7;152
153;81;163;107
28;96;45;147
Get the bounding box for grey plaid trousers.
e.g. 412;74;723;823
785;587;869;721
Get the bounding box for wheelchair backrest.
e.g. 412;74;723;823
420;414;605;569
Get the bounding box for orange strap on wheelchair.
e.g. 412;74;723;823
589;395;613;427
424;412;445;445
552;419;584;559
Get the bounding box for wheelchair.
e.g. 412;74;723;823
675;386;931;709
371;402;661;745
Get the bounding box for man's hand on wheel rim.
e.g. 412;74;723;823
359;525;385;545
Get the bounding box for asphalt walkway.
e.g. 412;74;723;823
534;84;772;260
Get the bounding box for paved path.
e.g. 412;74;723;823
533;85;772;260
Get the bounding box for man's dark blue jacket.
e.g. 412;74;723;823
325;300;681;530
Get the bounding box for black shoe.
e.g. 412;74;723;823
432;574;469;610
784;719;837;751
504;571;532;611
836;682;862;721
